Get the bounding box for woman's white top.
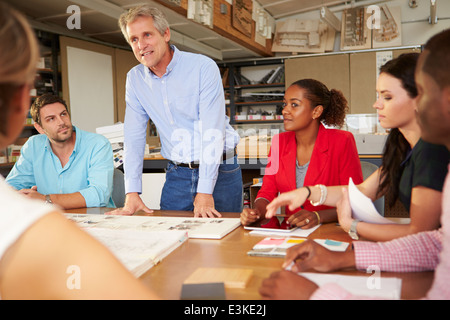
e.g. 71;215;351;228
0;176;54;260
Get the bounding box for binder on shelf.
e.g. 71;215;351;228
266;66;284;84
260;69;275;84
259;66;284;84
234;72;251;86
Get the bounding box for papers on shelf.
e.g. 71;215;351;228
96;123;124;168
247;237;349;257
348;177;397;224
300;272;402;300
95;122;124;141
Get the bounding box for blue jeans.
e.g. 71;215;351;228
160;156;243;212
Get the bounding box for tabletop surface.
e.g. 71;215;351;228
68;208;434;300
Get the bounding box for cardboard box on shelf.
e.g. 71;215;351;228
237;135;271;158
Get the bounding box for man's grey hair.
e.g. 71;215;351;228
118;5;170;43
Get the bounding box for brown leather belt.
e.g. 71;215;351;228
170;148;237;169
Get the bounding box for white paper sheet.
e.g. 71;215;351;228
300;272;402;299
348;178;396;224
313;239;349;252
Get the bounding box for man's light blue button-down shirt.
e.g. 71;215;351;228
6;126;114;207
124;46;240;195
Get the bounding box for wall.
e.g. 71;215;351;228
266;0;448;114
114;49;139;123
276;0;450;50
394;0;450;45
284;47;419;114
60;37;137;132
60;36;116;133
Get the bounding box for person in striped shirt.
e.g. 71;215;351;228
259;29;450;300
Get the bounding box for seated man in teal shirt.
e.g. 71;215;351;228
6;94;115;209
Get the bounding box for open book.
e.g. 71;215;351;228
65;214;241;276
66;214;241;239
85;228;187;277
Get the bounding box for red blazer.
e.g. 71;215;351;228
257;124;363;217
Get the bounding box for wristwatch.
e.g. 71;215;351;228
45;194;53;204
348;219;360;240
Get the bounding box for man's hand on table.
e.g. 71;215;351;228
106;192;153;215
193;193;221;218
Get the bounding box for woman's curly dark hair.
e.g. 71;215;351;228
290;79;349;128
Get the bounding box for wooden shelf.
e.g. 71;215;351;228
225;83;285;90
234;100;283;106
0;162;15;168
37;68;54;73
153;0;273;57
233;120;283;124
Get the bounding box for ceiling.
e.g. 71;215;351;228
4;0;383;61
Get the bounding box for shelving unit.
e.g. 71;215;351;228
218;58;286;125
34;30;61;100
0;30;60;177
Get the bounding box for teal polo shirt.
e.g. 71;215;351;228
6;126;115;208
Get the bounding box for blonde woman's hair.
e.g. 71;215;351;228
0;2;39;135
118;5;169;43
0;3;39;85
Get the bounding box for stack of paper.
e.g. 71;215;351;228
96;123;124;143
96;123;124;168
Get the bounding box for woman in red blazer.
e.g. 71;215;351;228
241;79;363;229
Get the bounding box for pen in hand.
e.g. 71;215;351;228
284;261;295;271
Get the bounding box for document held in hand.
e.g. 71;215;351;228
348;177;396;224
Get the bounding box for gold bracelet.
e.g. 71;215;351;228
313;211;321;224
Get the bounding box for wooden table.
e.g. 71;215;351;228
68;208;434;300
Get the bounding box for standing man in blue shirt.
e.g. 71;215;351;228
6;93;115;209
110;5;242;217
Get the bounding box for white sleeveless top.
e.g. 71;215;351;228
0;176;54;260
